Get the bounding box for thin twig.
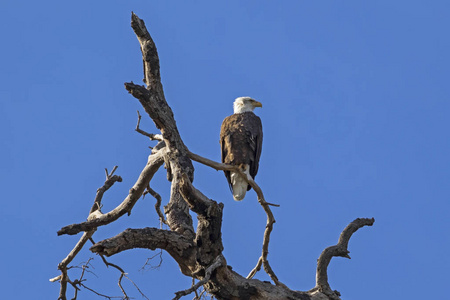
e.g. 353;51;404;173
193;278;199;299
56;231;96;300
54;167;123;300
66;258;124;300
90;238;150;300
69;264;98;278
71;258;94;299
58;149;166;235
135;110;164;141
246;257;263;279
117;273;130;300
76;282;123;299
140;250;164;271
124;273;149;299
193;288;207;300
143;184;168;225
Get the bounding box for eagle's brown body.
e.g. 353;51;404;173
220;111;263;193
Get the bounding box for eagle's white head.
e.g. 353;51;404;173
233;97;263;114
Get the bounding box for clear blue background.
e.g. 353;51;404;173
1;1;449;299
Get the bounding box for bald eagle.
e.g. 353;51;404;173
220;97;263;201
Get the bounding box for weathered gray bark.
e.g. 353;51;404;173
55;13;374;300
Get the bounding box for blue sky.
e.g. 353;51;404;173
1;1;449;299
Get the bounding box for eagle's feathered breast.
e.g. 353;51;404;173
220;111;263;192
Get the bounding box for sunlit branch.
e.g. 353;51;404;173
54;167;123;299
313;218;375;298
187;150;285;287
58;149;166;236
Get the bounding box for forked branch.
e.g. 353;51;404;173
135;110;163;141
54;168;124;300
57;149;166;236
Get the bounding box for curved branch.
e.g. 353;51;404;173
146;185;167;225
314;218;375;298
89;173;122;215
90;227;192;256
89;237;149;300
187;150;285;287
55;231;95;300
58;149;166;236
178;173;216;215
188;151;277;206
90;227;195;276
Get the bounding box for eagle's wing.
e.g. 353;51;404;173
248;115;263;190
220;117;233;192
220;113;263;193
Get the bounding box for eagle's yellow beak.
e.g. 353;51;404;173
253;101;263;108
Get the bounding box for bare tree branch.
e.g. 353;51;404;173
90;238;150;300
75;281;123;299
128;14;193;181
312;218;375;299
144;184;168;225
71;258;93;300
188;151;279;208
135;110;163;141
90;171;122;215
140;250;164;271
178;173;216;215
126;13;196;240
90;227;195;276
54;168;123;300
58;149;166;235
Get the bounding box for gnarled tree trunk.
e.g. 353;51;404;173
54;13;374;300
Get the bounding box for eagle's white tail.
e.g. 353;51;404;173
231;165;250;201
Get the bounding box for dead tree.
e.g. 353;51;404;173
53;13;374;300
